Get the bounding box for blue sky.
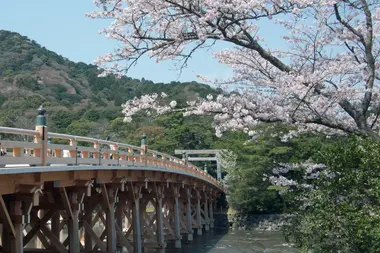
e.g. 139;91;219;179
0;1;286;84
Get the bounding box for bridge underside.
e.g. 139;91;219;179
0;167;219;253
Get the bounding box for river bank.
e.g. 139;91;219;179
228;213;288;231
146;229;297;252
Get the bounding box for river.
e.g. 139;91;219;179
146;229;298;253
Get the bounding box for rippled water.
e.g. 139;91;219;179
147;229;298;253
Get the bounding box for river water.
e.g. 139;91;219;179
147;229;298;253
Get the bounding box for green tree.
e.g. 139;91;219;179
282;137;380;252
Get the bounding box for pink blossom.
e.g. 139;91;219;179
89;0;380;137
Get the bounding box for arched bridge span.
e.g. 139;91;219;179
0;116;224;253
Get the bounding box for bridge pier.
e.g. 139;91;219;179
132;185;142;253
154;184;165;252
173;185;181;248
186;188;194;241
209;194;214;228
115;200;123;253
84;198;93;252
104;187;117;253
204;192;210;232
0;181;220;253
195;190;203;236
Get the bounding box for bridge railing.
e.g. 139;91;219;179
0;126;222;189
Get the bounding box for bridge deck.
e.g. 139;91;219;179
0;125;223;253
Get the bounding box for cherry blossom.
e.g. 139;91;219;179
89;0;380;137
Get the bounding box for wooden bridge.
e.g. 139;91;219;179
0;109;224;253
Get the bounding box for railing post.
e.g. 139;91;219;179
111;144;118;162
140;134;147;166
93;142;101;165
69;139;77;157
34;106;47;166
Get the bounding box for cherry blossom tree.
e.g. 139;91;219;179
88;0;380;137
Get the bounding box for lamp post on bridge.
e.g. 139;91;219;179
140;134;147;155
34;105;47;166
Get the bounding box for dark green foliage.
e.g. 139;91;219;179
283;136;380;252
212;124;336;214
0;29;219;111
213;126;289;213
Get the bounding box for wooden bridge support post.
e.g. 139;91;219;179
139;199;147;248
2;200;24;253
209;196;214;229
115;201;123;253
196;190;202;236
186;188;193;241
154;184;165;252
13;201;24;253
204;192;210;231
51;212;60;240
173;185;182;248
132;185;142;253
104;187;117;253
84;197;93;252
68;196;80;253
60;188;80;253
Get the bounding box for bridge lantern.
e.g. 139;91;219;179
140;134;148;155
35;105;48;166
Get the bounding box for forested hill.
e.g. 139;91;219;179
0;30;220;134
0;30;304;215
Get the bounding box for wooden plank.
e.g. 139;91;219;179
101;184;111;211
40;225;69;253
59;187;73;219
82;220;107;252
24;210;55;246
0;195;16;238
115;224;133;253
37;230;52;249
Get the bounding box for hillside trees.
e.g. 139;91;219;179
279;137;380;252
89;0;380;137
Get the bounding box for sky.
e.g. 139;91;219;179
0;1;287;84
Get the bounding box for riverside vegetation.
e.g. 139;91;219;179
2;30;380;252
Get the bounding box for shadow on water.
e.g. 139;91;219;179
146;229;298;253
145;229;228;253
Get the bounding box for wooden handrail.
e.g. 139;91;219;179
0;126;223;190
0;127;39;136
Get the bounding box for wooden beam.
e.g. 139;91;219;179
59;188;73;219
173;185;181;248
104;187;116;252
196;191;202;235
101;184;111;211
68;207;80;253
0;195;16;238
84;198;93;252
186;188;193;241
82;220;107;252
40;225;68;253
24;210;55;246
36;230;52;249
116;224;133;253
